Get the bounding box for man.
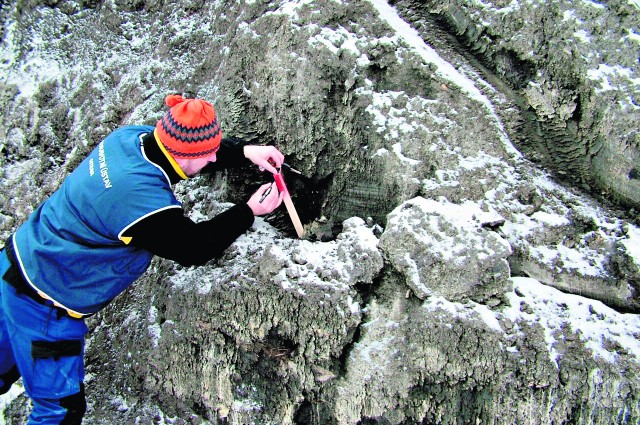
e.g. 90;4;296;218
0;94;285;423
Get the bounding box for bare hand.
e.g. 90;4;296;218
247;182;284;216
243;146;285;174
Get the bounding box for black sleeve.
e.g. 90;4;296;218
201;137;250;173
123;204;255;267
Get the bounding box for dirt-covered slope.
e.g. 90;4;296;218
1;0;639;424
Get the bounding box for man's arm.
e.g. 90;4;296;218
123;204;254;267
124;140;285;267
202;138;286;175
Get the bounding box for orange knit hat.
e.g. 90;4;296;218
155;95;222;159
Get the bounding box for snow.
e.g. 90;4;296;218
347;295;361;314
167;216;381;318
265;0;316;20
0;384;24;425
458;151;511;172
505;277;640;364
496;169;636;279
625;29;640;44
391;143;421;166
495;1;520;14
574;29;591;43
563;10;582;23
148;305;161;348
423;296;503;333
372;147;389;158
238;21;261;39
587;64;640;92
581;0;606;9
356;336;396;366
386;197;512;273
558;244;605;276
530;211;570;227
169;262;225;294
0;44;65;98
621;224;640;267
308;26;362;56
402;252;428;294
366;0;486;105
503;210;609;277
360;89;434;145
3;159;41;183
423;277;640;366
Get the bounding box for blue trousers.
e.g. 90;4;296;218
0;250;88;424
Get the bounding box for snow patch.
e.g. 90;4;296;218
581;0;606;9
266;0;317;20
587;64;640;93
625;29;640;44
0;383;24;424
391;143;421;165
423;296;503;332
308;26;362;56
621;224;640;267
3;159;41;183
0;19;63;97
562;10;582;23
148;305;161;348
573;29;591;43
422;277;640;365
505;277;640;364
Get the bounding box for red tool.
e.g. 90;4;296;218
273;168;305;238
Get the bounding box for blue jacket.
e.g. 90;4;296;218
12;125;181;315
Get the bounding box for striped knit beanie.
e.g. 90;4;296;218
155;94;222;159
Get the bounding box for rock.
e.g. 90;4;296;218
380;197;512;303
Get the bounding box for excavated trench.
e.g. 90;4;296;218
388;2;565;173
390;0;640;223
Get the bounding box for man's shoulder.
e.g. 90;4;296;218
108;125;155;139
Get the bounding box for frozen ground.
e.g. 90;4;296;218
0;0;639;422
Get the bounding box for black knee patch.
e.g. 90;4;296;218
59;383;86;425
31;340;82;361
0;365;20;394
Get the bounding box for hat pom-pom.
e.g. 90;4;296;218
165;94;185;107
